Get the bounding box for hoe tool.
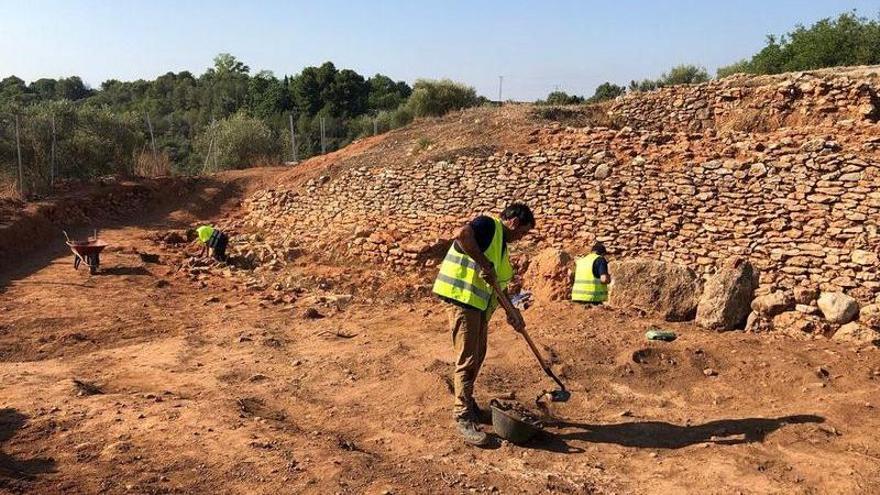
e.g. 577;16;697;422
488;279;571;403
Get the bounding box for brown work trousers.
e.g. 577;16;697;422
449;304;491;420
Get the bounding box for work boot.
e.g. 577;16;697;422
456;418;489;447
468;399;492;425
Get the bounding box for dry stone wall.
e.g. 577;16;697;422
245;70;880;305
608;69;879;133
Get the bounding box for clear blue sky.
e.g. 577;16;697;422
1;0;877;100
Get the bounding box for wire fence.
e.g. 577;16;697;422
0;108;149;199
0;108;385;200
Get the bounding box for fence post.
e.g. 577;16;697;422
373;118;378;136
289;113;297;163
145;113;157;156
14;114;23;199
50;113;56;188
320;117;326;154
202;134;214;174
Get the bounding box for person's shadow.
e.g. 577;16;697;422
530;414;825;453
0;408;57;481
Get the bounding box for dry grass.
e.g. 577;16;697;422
0;174;19;199
134;151;172;177
530;101;624;129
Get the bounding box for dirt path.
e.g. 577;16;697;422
1;170;880;494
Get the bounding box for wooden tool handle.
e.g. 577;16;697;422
486;278;551;371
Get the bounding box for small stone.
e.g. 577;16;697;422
303;307;323;319
703;368;718;377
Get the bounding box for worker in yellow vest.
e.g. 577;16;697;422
192;225;229;262
572;242;611;304
432;203;535;447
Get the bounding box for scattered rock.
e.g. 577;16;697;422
772;311;830;337
703;368;718;377
303;307;324;319
817;292;859;324
696;257;758;331
832;322;880;345
751;291;794;317
795;304;819;315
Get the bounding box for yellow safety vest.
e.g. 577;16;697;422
433;216;513;312
196;225;215;244
572;253;609;302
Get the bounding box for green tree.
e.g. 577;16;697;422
367;74;412;111
55;76;92;100
660;65;709;85
588;83;625;102
717;12;880;76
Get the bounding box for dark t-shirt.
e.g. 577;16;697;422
453;215;506;254
593;256;609;278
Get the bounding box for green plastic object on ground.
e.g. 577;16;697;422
646;328;677;342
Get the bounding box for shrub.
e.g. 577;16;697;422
539;91;585;105
406;79;479;117
195;112;278;172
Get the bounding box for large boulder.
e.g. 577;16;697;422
751;291;794;317
608;258;702;321
523;248;573;302
696;257;759;330
832;322;880;346
817;292;859;324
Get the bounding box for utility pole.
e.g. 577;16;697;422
145;113;157;156
320;117;326;154
50;114;56;188
498;75;503;104
288;113;297;162
14;114;23;199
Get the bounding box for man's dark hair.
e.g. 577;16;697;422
501;203;535;228
592;242;607;256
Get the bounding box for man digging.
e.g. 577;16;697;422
432;203;535;446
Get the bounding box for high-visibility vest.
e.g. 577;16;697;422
572;253;609;302
433;216;513;312
196;225;224;247
196;226;215;244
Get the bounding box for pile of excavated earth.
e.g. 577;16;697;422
2;66;880;494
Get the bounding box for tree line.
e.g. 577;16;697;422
540;11;880;105
0;54;481;183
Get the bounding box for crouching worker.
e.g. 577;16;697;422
192;225;229;262
572;242;611;304
432;203;535;446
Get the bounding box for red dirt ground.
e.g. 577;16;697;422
1;164;879;494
